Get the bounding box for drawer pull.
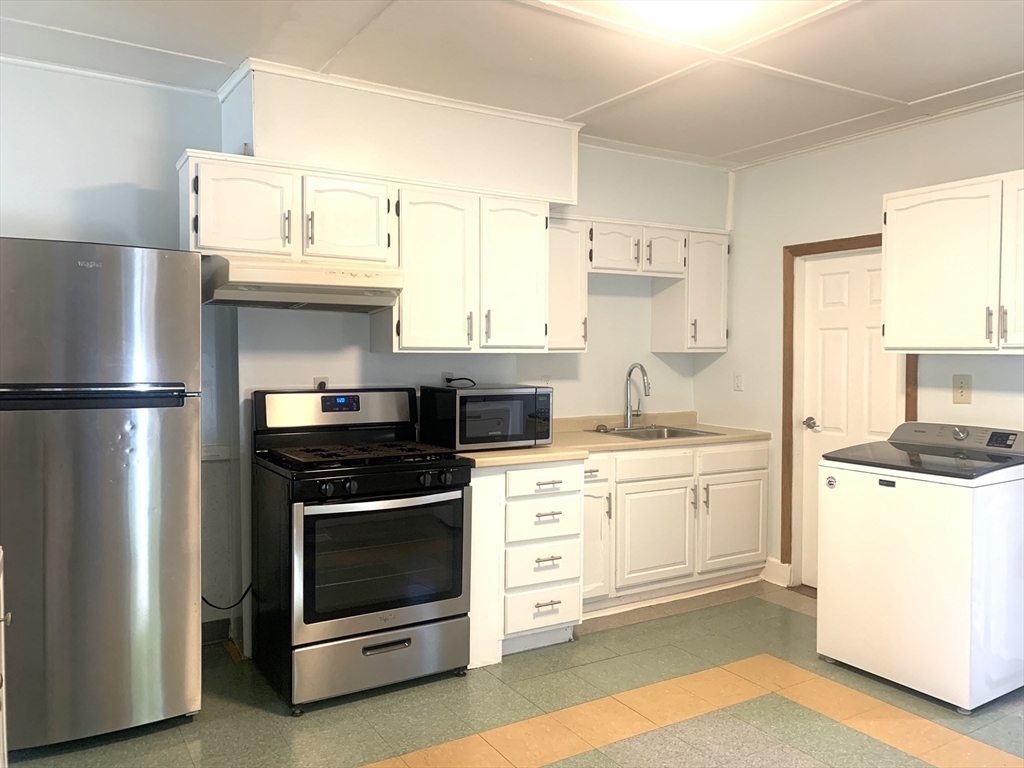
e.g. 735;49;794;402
535;599;562;609
535;480;562;487
584;469;599;476
362;638;411;656
535;511;563;519
535;555;563;564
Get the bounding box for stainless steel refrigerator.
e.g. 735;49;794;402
0;238;202;750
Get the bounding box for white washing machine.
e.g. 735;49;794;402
817;422;1024;712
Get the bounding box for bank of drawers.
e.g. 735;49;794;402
504;462;583;635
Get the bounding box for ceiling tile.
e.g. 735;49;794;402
0;18;233;90
322;0;705;117
911;72;1024;115
740;0;1024;102
579;60;893;158
0;0;391;74
534;0;840;54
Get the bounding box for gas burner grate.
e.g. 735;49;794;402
266;441;455;470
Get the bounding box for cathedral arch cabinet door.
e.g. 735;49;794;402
301;174;394;264
194;161;295;255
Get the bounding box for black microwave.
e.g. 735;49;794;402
419;385;553;450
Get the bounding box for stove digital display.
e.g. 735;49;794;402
321;395;361;413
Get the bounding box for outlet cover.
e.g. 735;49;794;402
952;374;972;404
733;372;743;391
313;376;329;390
441;371;454;386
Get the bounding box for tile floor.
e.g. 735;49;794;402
10;582;1023;768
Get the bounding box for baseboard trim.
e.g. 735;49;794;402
761;557;794;587
202;618;231;645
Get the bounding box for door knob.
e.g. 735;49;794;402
802;416;818;430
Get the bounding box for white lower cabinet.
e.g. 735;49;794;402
582;478;612;601
615;477;695;589
697;470;768;574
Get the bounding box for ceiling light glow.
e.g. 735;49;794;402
620;0;769;33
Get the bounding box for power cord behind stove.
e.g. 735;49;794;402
202;583;251;611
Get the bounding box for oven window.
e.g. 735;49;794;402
303;495;463;623
459;395;534;444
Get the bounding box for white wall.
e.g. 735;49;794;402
0;59;237;623
693;99;1024;562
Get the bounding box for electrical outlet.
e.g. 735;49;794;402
733;372;743;391
541;375;551;386
313;376;329;390
441;371;454;386
952;374;972;404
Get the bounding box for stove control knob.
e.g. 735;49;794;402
319;481;335;497
419;472;433;487
953;426;970;441
438;470;454;486
341;478;358;494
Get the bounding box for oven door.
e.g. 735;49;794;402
292;489;471;646
456;391;550;449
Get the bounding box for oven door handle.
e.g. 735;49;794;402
362;638;412;656
302;490;463;516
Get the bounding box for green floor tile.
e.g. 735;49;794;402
969;714;1024;758
542;748;621;767
275;707;396;768
572;653;667;695
182;709;296;766
621;644;710;681
509;669;606;712
488;636;618;683
438;679;544;731
675;633;761;666
362;699;474;754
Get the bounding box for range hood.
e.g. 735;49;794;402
201;254;402;312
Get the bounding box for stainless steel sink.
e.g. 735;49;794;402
589;425;723;440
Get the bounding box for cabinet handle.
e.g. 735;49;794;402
308;210;315;245
607;492;612;519
584;468;599;476
535;511;562;519
535;555;563;564
691;485;698;515
703;484;710;513
691;319;698;343
535;600;562;609
986;306;994;342
647;240;653;264
1000;306;1008;342
583;317;588;342
485;310;492;341
467;312;473;343
284;210;292;244
634;238;641;262
535;479;562;487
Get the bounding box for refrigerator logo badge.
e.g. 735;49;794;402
826;476;837;489
77;260;101;269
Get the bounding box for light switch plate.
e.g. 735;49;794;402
952;374;972;404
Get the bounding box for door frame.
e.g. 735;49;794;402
781;234;918;568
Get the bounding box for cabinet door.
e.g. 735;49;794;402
615;478;694;589
643;226;687;275
548;219;589;351
883;179;1003;350
592;222;643;273
686;232;729;350
1001;171;1024;348
397;187;478;350
582;481;612;601
195;161;294;255
697;470;767;574
302;174;393;263
479;198;548;349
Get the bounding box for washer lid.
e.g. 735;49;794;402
822;440;1024;479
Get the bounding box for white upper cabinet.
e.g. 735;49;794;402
548;218;589;351
592;222;643;273
479;198;548;350
697;470;768;575
883;178;1003;351
302;174;394;263
396;187;478;351
686;233;729;351
643;226;687;276
1000;171;1024;348
194;161;294;255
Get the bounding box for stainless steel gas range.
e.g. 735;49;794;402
251;388;472;712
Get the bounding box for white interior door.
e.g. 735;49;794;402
302;174;392;263
592;222;642;273
1001;171;1024;348
397;187;477;350
479;198;548;349
548;219;588;351
799;250;905;587
195;161;294;255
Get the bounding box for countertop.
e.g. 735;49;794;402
461;416;771;468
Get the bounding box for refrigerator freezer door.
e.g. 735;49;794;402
0;239;201;392
0;397;201;749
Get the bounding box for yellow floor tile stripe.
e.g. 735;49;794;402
361;654;1023;768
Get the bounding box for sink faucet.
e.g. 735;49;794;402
624;363;651;429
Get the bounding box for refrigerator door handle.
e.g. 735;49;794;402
0;384;187;396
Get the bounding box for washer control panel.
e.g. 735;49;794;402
890;423;1022;455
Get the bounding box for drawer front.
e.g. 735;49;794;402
506;496;582;543
505;583;582;635
616;449;694;482
506;539;581;589
506;463;583;498
583;455;613;482
698;443;769;474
